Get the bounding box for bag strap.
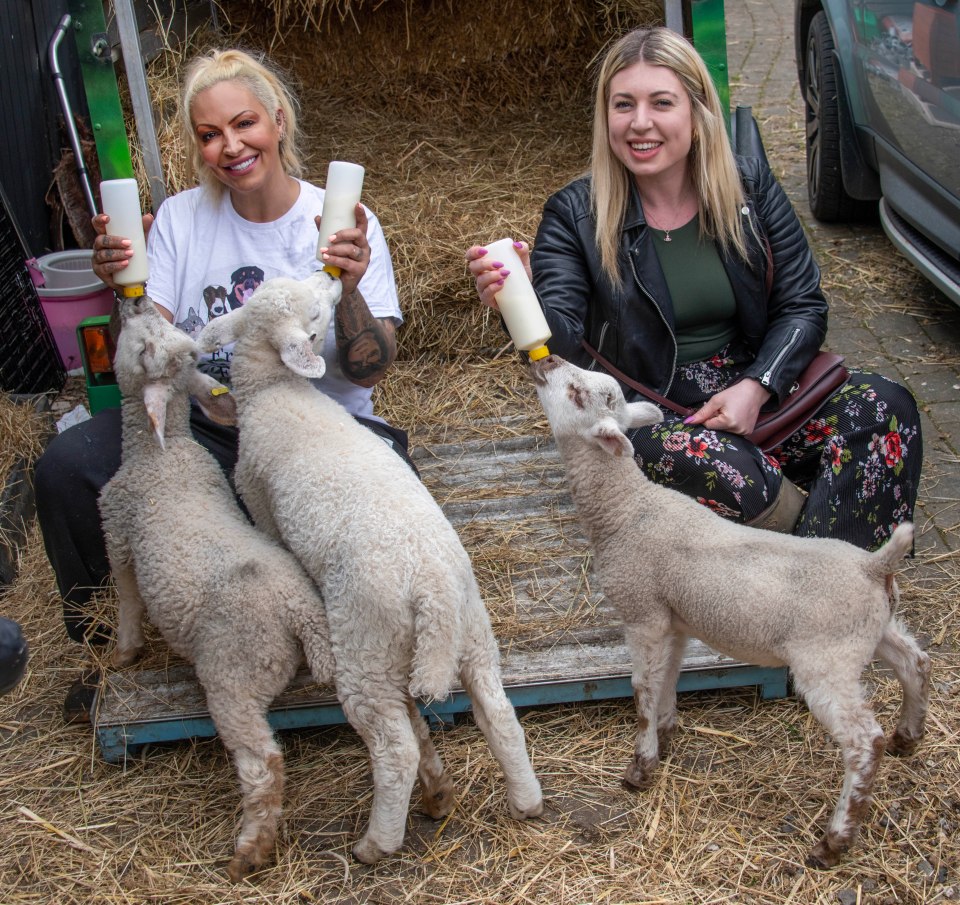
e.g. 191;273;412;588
580;340;694;418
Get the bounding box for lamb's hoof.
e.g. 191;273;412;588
421;781;455;819
886;729;922;758
621;755;657;791
806;837;845;870
226;851;264;883
111;646;143;669
508;795;545;821
352;836;390;865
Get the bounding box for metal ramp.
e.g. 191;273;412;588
94;425;788;764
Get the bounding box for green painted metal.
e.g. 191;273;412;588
68;0;134;181
77;315;121;412
691;0;731;119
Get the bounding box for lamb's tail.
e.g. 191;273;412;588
869;522;914;606
407;573;465;703
872;522;914;573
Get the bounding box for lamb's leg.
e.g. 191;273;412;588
458;632;543;820
874;618;930;756
793;666;886;869
655;630;687;751
405;698;455;819
299;617;337;688
205;689;286;882
235;471;283;542
621;618;673;790
110;560;146;667
338;677;421;863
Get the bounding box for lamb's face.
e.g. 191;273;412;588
295;270;342;349
530;355;662;452
115;296;200;397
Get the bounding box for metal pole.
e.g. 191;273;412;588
49;15;99;217
664;0;684;35
111;0;166;210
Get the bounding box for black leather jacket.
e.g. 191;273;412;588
529;156;828;405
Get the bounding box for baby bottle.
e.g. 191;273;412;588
484;238;551;361
316;161;365;277
100;178;149;295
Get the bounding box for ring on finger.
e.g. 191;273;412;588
353;246;362;259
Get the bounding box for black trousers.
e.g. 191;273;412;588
34;404;415;644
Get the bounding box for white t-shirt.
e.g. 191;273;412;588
146;179;401;420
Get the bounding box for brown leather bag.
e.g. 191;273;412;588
581;340;849;453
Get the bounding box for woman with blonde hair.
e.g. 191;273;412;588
36;48;409;676
467;26;921;549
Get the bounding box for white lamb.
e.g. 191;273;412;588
197;270;543;864
530;353;930;868
99;293;337;881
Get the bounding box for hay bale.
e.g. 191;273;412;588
135;0;663;412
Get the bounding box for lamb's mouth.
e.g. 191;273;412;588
529;354;562;386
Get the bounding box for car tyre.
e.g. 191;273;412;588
804;11;873;221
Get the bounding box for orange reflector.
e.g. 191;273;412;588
80;324;116;374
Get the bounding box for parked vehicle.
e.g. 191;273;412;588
795;0;960;305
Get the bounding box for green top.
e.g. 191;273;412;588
649;215;738;365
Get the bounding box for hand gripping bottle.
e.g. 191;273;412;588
100;178;149;296
316;161;365;278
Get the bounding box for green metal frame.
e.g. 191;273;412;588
68;0;135;181
691;0;731;120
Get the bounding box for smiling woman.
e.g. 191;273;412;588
33;48;413;670
466;26;923;553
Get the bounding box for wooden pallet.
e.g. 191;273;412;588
94;425;788;764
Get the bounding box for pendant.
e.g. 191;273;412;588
663;231;672;242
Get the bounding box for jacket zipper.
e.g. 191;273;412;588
761;327;800;387
587;323;610;371
628;251;678;394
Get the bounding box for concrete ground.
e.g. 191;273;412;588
725;0;960;558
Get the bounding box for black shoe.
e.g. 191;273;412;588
63;669;102;725
0;617;28;696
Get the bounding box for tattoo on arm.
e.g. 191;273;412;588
334;289;397;386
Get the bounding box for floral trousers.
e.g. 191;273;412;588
625;345;923;551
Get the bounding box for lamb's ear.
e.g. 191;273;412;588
624;401;663;429
142;383;171;449
187;369;237;426
197;308;246;353
589;416;634;458
280;333;326;379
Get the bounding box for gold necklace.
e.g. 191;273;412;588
642;202;692;243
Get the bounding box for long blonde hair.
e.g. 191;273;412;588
590;27;747;285
181;49;303;194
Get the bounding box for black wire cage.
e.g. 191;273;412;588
1;181;66;396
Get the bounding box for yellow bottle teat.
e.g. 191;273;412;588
121;284;145;297
527;344;550;362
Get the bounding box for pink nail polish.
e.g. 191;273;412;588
513;242;523;249
683;416;695;424
477;248;488;256
500;269;511;277
491;261;504;268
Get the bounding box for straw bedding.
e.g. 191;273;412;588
1;1;958;901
